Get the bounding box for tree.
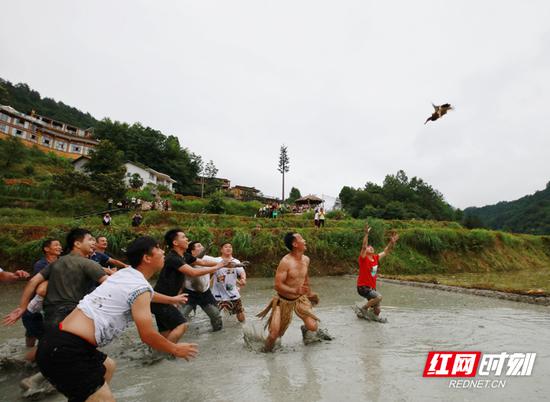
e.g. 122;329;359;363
287;187;301;203
0;82;9;105
202;160;219;196
52;171;92;196
205;190;226;214
1;136;26;169
85;140;127;200
129;173;144;189
278;145;290;201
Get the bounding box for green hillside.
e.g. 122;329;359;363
465;182;550;235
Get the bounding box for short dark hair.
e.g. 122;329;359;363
284;232;296;251
220;242;232;249
66;228;91;252
41;238;57;253
164;228;183;249
126;236;159;268
187;241;200;254
97;236;107;242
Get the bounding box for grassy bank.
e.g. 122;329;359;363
0;209;549;293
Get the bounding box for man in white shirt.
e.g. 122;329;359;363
211;243;247;323
35;236;198;402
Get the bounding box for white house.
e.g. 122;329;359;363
72;156;177;192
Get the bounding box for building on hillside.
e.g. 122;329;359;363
295;194;324;208
195;176;231;191
229;185;261;201
0;105;98;158
73;157;177;192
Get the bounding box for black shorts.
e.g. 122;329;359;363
44;305;76;332
36;327;107;402
151;303;187;332
22;310;45;339
184;288;218;308
357;286;381;300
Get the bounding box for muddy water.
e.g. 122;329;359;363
1;276;549;402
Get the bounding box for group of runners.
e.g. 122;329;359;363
1;223;399;401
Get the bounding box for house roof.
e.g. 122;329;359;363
295;194;324;204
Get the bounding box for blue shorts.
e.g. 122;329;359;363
22;310;45;339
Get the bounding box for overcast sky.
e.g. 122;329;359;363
2;1;549;209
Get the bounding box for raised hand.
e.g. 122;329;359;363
390;232;399;243
364;223;371;233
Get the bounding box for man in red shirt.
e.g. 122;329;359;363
357;223;399;322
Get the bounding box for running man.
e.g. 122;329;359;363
35;236;198;402
22;238;62;351
3;229;109;331
181;241;223;331
258;232;332;352
150;229;228;343
211;242;247;323
356;223;399;322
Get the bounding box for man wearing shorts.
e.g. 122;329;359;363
22;238;62;354
357;223;399;321
151;229;227;342
35;236;199;402
211;242;247;323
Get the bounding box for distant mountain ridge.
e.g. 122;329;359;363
465;182;550;235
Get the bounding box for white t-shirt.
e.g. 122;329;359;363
183;255;217;293
211;257;245;301
77;267;153;347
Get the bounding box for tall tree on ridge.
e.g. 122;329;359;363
278;145;290;202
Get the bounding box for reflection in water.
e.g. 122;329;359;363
1;278;549;401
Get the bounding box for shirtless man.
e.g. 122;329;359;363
258;232;332;352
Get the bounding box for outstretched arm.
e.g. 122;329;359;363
0;270;30;283
3;273;45;325
178;260;228;277
360;223;371;257
132;293;198;360
379;232;399;259
151;292;188;305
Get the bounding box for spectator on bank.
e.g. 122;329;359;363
132;213;143;227
102;213;112;226
319;208;326;228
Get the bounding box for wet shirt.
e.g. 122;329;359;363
78;267;153;347
357;254;379;289
184;255;217;293
40;253;106;317
211;258;245;301
153;250;196;296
